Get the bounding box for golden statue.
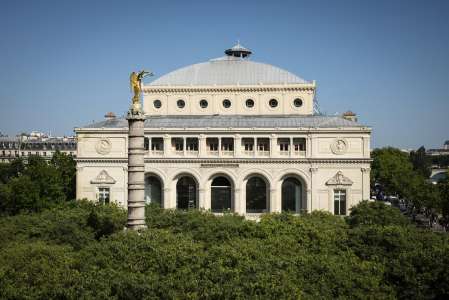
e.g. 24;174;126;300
130;70;152;104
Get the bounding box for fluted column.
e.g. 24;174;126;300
126;109;147;230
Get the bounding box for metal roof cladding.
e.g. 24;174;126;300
148;43;309;86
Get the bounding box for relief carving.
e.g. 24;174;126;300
330;138;348;155
95;138;112;155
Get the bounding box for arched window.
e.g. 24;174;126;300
176;176;197;209
145;176;162;206
282;177;302;213
246;176;268;213
211;176;232;212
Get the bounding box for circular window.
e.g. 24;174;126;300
245;99;254;108
293;98;303;108
223;99;231;108
199;99;208;108
177;99;185;109
153;100;162;109
269;99;278;108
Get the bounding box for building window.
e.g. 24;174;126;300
221;138;234;151
294;98;303;107
278;138;290;152
151;138;163;151
334;189;347;215
154;100;162;109
211;176;232;212
177;99;185;108
269;99;278;108
186;138;198;151
199;99;208;108
223;99;231;108
172;138;184;151
257;138;270;151
246;177;268;213
242;138;254;151
245;99;254;108
43;152;47;156
22;152;25;156
207;138;218;151
98;187;110;204
144;137;150;150
293;138;306;152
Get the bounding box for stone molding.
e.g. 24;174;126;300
143;86;315;94
77;158;372;164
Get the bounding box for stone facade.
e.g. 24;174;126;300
75;44;371;217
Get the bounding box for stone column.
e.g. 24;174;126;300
126;108;147;230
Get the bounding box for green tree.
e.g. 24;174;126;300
347;200;410;227
0;175;42;215
410;146;432;178
50;150;76;200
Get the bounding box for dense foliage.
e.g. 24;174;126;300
0;201;448;299
371;147;449;229
0;152;76;215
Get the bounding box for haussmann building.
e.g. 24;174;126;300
75;44;371;218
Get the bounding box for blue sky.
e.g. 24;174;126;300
0;0;448;149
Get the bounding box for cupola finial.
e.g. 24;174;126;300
225;42;252;58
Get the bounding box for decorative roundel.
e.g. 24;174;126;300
293;98;303;108
269;99;278;108
95;138;112;155
177;99;185;108
153;100;162;109
222;99;231;108
330;138;348;155
199;99;208;108
245;99;255;108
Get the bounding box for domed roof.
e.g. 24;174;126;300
149;44;308;86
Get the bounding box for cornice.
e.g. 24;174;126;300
142;85;315;94
76;157;372;164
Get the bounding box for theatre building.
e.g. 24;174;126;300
75;44;371;217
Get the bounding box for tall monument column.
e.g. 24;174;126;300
126;70;152;230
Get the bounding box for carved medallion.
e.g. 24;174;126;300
330;138;348;155
95;138;112;155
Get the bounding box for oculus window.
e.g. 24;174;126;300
245;99;255;108
223;99;231;108
269;99;278;108
177;99;185;108
294;98;303;107
199;99;208;108
153;100;162;109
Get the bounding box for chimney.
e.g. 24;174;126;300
104;112;116;120
342;111;357;122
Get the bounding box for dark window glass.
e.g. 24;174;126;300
246;99;254;108
334;189;347;215
154;100;162;109
145;176;162;206
294;98;303;107
282;178;302;212
246;177;267;213
269;99;278;108
177;176;197;209
211;177;232;212
223;99;231;108
199;99;208;108
177;99;185;108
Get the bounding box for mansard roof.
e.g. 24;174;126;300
82;115;368;129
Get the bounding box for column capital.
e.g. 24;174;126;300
309;167;318;173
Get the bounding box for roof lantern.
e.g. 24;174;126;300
224;42;252;58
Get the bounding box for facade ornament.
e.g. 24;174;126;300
330;138;348;155
129;70;152;115
326;171;353;186
91;170;116;184
95;138;112;155
361;167;371;173
309;167;318;173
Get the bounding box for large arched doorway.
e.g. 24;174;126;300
176;176;197;209
282;177;302;213
211;176;232;212
246;176;268;213
144;175;162;206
